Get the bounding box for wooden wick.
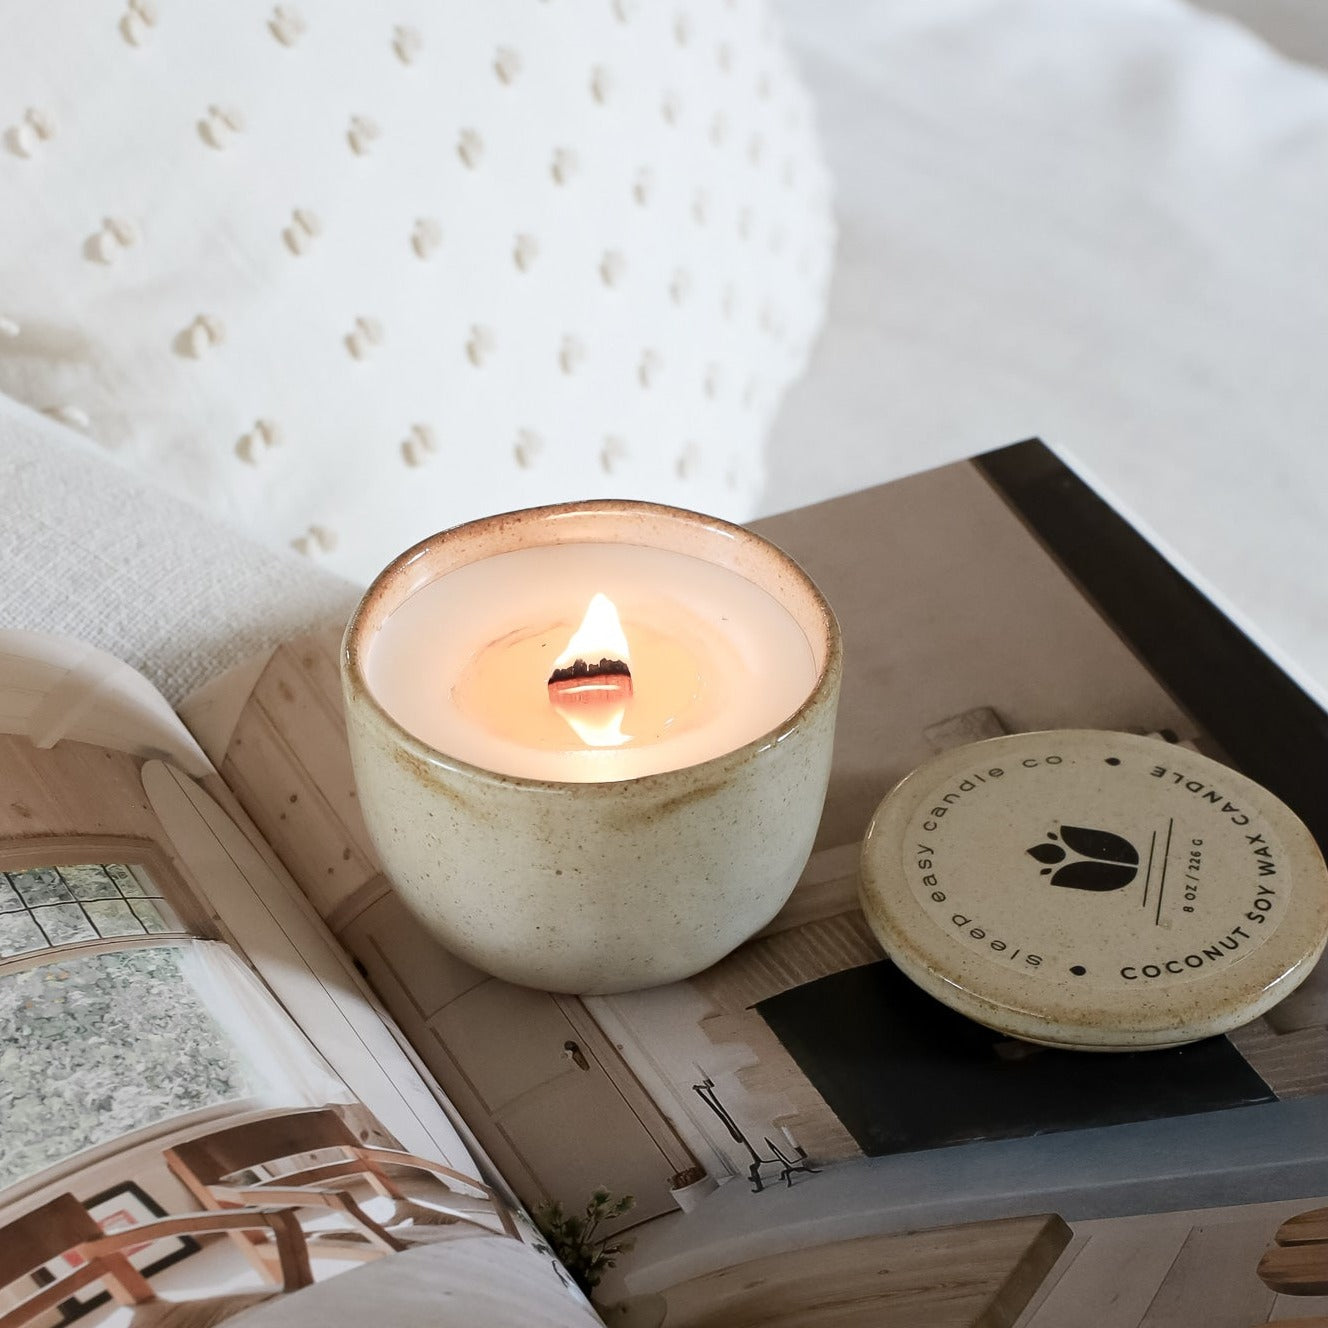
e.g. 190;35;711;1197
548;657;633;706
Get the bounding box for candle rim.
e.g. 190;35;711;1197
341;499;842;792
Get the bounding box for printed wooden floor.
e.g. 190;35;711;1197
1013;1195;1328;1328
663;1214;1072;1327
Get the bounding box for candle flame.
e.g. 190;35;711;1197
553;593;632;672
549;593;632;748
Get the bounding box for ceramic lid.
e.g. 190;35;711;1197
859;730;1328;1050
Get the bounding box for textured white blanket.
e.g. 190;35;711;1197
0;395;356;703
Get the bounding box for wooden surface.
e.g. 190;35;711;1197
660;1214;1071;1328
164;1104;513;1260
1262;1246;1328;1297
1012;1195;1328;1328
0;1193;157;1328
1140;1223;1284;1325
0;734;206;890
0;1193;102;1287
216;631;378;921
1279;1210;1328;1244
1229;1019;1328;1098
1261;1209;1328;1297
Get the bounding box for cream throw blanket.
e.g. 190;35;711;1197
0;395;356;704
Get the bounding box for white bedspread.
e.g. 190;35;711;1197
767;0;1328;711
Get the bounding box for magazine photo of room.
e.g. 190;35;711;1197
16;444;1300;1324
4;449;1328;1327
0;661;588;1327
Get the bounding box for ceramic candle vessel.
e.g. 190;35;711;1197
342;501;841;995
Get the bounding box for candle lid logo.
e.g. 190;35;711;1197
1026;825;1140;892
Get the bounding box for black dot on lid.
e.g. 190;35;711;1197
1040;868;1052;876
1105;757;1122;766
1070;965;1087;976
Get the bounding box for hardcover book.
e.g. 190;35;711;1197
2;441;1324;1325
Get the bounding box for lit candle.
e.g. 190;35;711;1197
365;542;818;783
342;501;841;994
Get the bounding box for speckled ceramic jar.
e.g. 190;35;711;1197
342;501;841;995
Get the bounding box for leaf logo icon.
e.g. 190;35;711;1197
1027;826;1139;892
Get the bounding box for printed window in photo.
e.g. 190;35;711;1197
0;862;184;955
0;861;265;1191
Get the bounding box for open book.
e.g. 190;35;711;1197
3;442;1326;1323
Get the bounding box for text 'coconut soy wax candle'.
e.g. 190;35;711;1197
342;502;842;994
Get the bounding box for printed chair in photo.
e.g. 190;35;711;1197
0;1191;311;1328
164;1108;516;1282
1256;1205;1328;1325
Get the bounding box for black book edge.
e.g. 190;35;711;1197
976;439;1328;854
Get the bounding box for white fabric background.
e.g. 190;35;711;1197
767;0;1328;711
0;0;832;583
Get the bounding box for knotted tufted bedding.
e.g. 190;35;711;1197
0;0;833;582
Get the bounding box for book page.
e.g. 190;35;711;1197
173;447;1328;1303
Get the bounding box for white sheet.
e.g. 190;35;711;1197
766;0;1328;711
